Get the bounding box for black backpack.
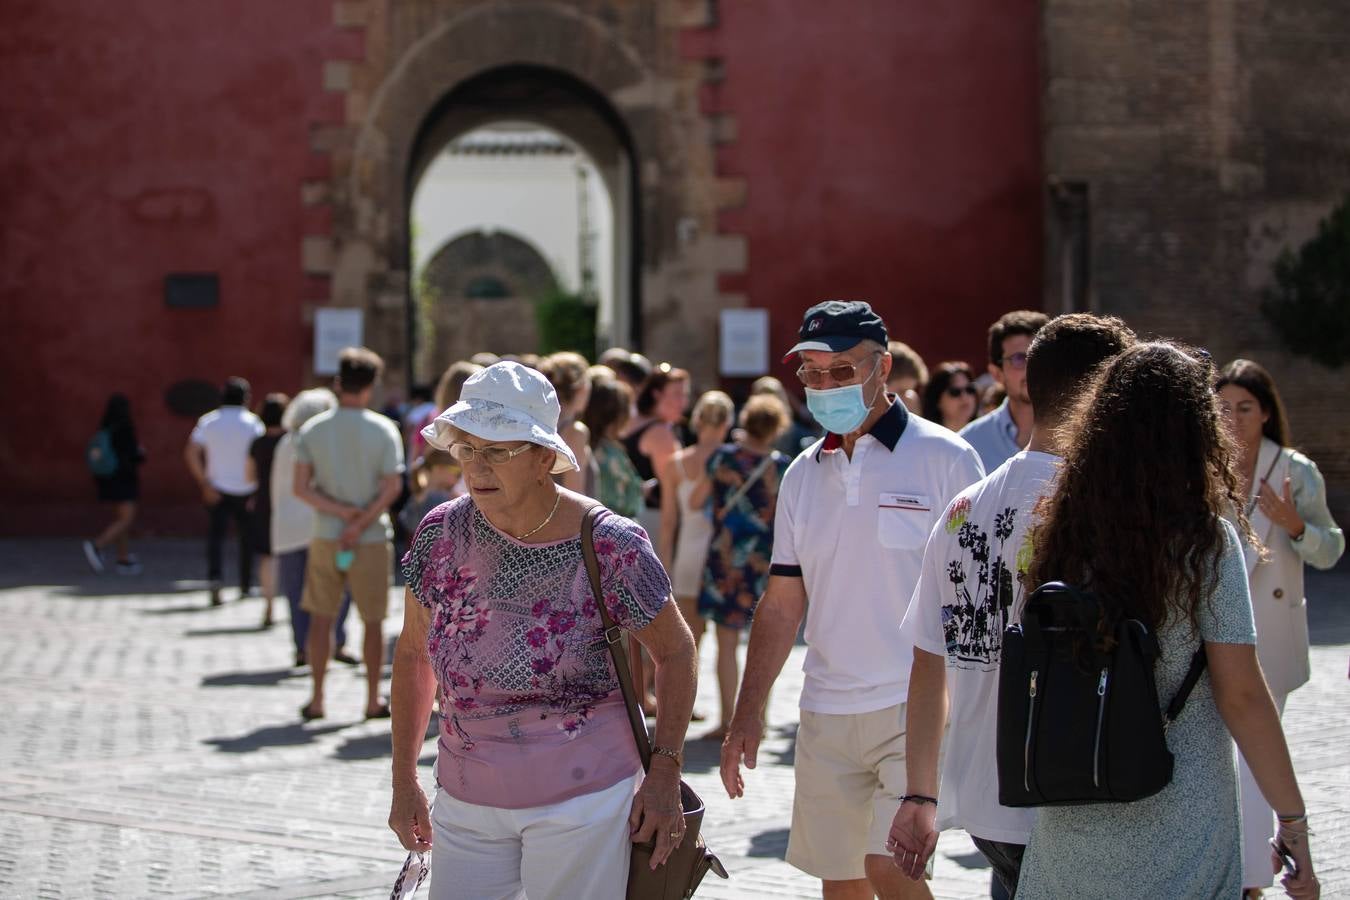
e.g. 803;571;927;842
996;581;1207;807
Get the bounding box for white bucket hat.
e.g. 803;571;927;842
421;361;579;474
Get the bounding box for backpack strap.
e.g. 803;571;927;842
1162;647;1208;731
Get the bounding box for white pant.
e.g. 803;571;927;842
429;775;638;899
1237;692;1288;889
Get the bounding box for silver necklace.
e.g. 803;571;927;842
517;491;562;541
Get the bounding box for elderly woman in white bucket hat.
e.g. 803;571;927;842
388;361;698;899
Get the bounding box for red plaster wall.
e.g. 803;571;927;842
0;0;348;535
702;1;1043;379
0;1;1041;536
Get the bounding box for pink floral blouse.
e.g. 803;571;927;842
401;497;670;809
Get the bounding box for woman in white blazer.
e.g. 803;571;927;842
1217;359;1344;897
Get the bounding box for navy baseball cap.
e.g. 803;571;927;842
782;300;888;362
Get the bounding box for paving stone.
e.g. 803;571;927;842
0;539;1345;898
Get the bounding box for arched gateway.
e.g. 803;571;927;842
327;2;735;393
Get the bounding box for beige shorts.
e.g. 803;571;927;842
301;539;391;622
786;703;912;881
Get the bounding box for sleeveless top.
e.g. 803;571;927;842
671;471;715;598
621;420;661;508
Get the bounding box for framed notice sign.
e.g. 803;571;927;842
314;308;364;375
719;308;770;377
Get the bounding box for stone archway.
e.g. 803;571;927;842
419;229;559;369
326;1;739;396
406;66;637;376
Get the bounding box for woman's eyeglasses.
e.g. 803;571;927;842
945;385;978;399
796;353;878;389
447;442;533;466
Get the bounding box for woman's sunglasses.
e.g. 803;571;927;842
945;385;978;399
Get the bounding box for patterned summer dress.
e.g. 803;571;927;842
1015;519;1257;898
697;445;789;629
593;438;644;518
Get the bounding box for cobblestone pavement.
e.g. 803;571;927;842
1;538;1345;899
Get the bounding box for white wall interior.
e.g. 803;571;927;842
411;123;615;327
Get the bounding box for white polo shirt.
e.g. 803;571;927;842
770;400;985;714
190;405;265;495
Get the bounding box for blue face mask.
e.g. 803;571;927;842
804;357;882;435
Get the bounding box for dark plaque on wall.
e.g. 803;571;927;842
164;379;221;419
165;272;219;308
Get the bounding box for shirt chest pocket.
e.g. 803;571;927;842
877;491;934;549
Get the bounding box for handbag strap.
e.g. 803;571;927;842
580;504;653;772
1243;449;1283;517
713;450;779;525
1163;646;1208;729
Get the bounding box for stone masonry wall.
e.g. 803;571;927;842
1044;0;1350;519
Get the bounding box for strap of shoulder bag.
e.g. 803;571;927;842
1163;646;1209;730
714;450;779;525
580;504;653;771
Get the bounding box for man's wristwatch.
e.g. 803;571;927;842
651;745;683;766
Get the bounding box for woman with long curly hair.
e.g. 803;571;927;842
1015;343;1319;899
1216;359;1343;896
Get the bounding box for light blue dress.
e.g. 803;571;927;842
1016;519;1257;899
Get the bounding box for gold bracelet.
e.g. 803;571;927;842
651;745;683;766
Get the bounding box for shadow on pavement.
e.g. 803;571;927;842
1307;566;1350;646
680;738;721;774
201;668;306;688
185;624;272;637
765;722;797;767
746;828;789;859
335;731;393;761
204;721;348;753
136;602;226;615
333;716;439;762
45;579;207;599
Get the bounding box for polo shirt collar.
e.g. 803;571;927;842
816;396;908;460
994;398;1016;436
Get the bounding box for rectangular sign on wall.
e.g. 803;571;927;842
314;308;364;375
164;272;219;308
719;308;770;377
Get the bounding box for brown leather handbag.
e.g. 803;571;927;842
581;506;729;899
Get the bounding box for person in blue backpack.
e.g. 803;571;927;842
84;393;146;574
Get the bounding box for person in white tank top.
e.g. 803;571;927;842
658;391;734;720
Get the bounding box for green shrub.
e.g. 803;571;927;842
535;288;597;359
1261;199;1350;368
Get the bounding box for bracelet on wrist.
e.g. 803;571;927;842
651;745;683;767
900;794;938;807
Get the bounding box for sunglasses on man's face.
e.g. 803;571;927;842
998;352;1029;371
796;353;879;389
945;385;978;399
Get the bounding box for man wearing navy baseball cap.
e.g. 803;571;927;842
722;300;985;898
